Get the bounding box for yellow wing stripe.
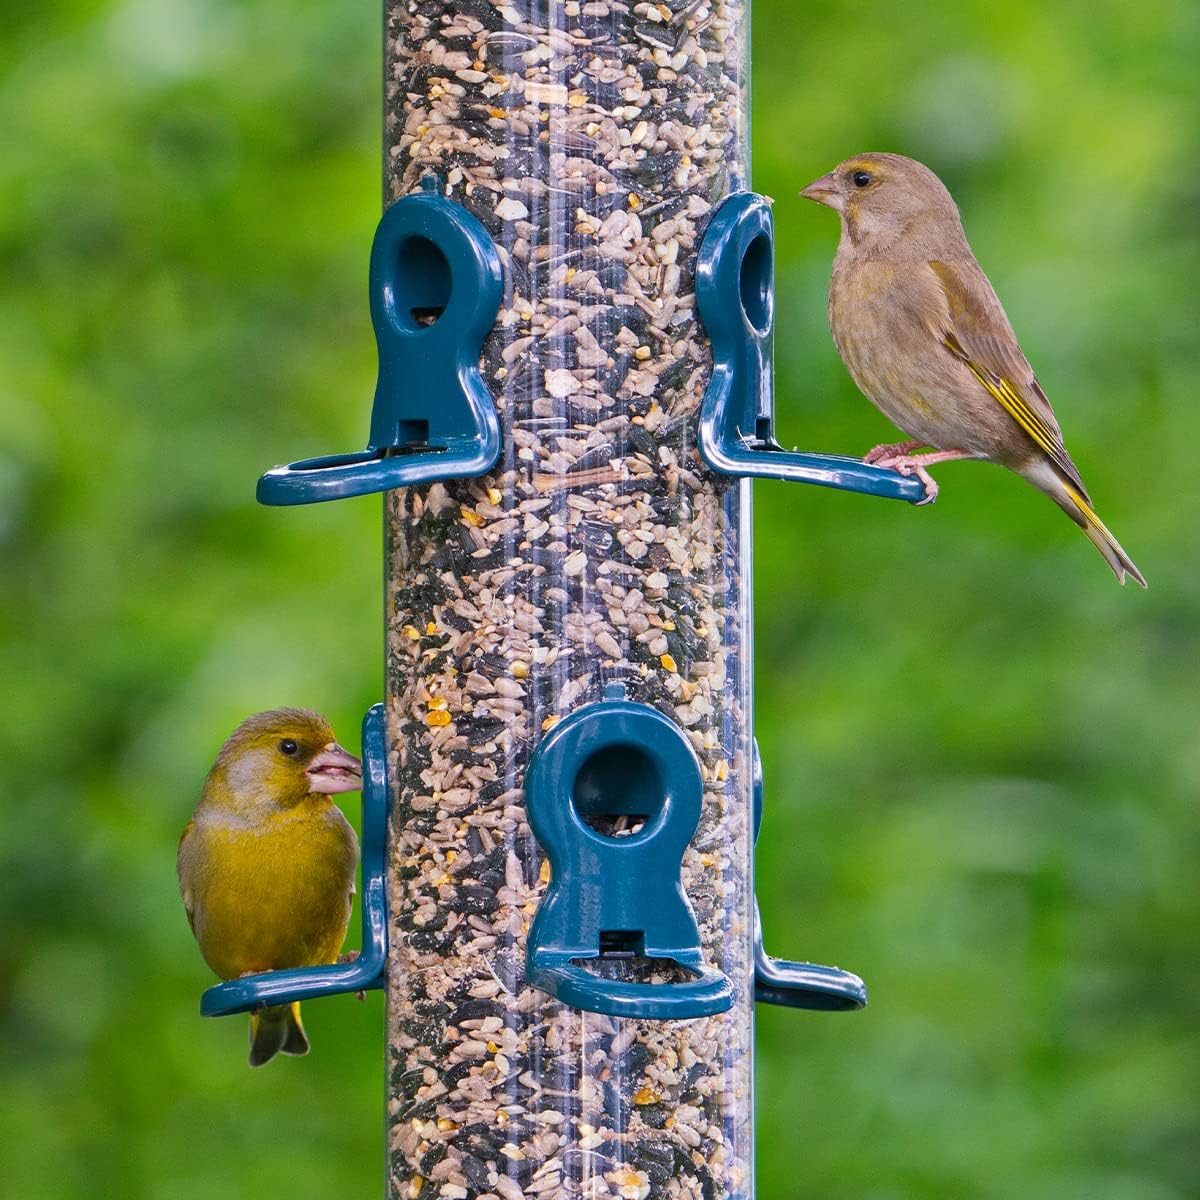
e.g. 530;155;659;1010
962;362;1053;454
998;378;1059;451
957;356;1081;486
1063;481;1113;542
941;329;1075;478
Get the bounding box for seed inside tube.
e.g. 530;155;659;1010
385;0;753;1193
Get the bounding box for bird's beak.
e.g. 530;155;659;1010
800;172;842;211
306;742;363;794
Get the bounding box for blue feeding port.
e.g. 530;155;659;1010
696;191;929;504
524;685;735;1020
256;182;503;505
199;704;389;1018
751;740;867;1011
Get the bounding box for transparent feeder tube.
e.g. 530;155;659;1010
384;3;753;1198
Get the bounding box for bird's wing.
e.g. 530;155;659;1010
177;820;198;934
929;259;1087;499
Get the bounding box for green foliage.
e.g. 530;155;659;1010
2;1;1196;1196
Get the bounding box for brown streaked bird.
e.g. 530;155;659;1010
800;152;1145;587
178;709;361;1066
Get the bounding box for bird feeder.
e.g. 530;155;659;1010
203;2;921;1196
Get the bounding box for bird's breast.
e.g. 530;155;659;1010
828;258;995;452
829;263;920;407
187;803;358;980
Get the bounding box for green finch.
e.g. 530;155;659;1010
801;152;1145;587
178;709;361;1066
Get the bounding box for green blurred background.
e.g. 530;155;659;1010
2;1;1196;1197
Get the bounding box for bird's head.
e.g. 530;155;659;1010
204;708;363;816
800;152;961;248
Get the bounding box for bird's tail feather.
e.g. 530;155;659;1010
1053;476;1147;588
281;1002;309;1056
249;1002;310;1067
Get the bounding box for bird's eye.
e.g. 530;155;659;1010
852;170;873;188
278;738;299;757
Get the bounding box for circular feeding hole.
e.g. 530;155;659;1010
392;234;452;331
571;742;664;839
739;231;772;334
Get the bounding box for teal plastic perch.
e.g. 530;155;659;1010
257;182;503;505
696;190;929;504
752;738;867;1011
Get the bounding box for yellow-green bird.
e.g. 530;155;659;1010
178;709;361;1066
801;152;1146;587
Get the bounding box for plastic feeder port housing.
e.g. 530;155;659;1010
524;686;735;1020
751;739;866;1011
257;182;503;505
696;190;929;504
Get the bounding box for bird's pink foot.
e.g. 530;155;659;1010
886;449;976;506
889;459;940;505
864;439;925;466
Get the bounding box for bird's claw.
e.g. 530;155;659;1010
867;447;974;505
887;456;940;505
337;950;367;996
913;470;939;505
863;449;939;504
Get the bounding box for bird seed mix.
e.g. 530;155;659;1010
384;3;754;1197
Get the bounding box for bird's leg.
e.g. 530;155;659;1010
888;449;978;506
863;438;925;465
336;950;367;1000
